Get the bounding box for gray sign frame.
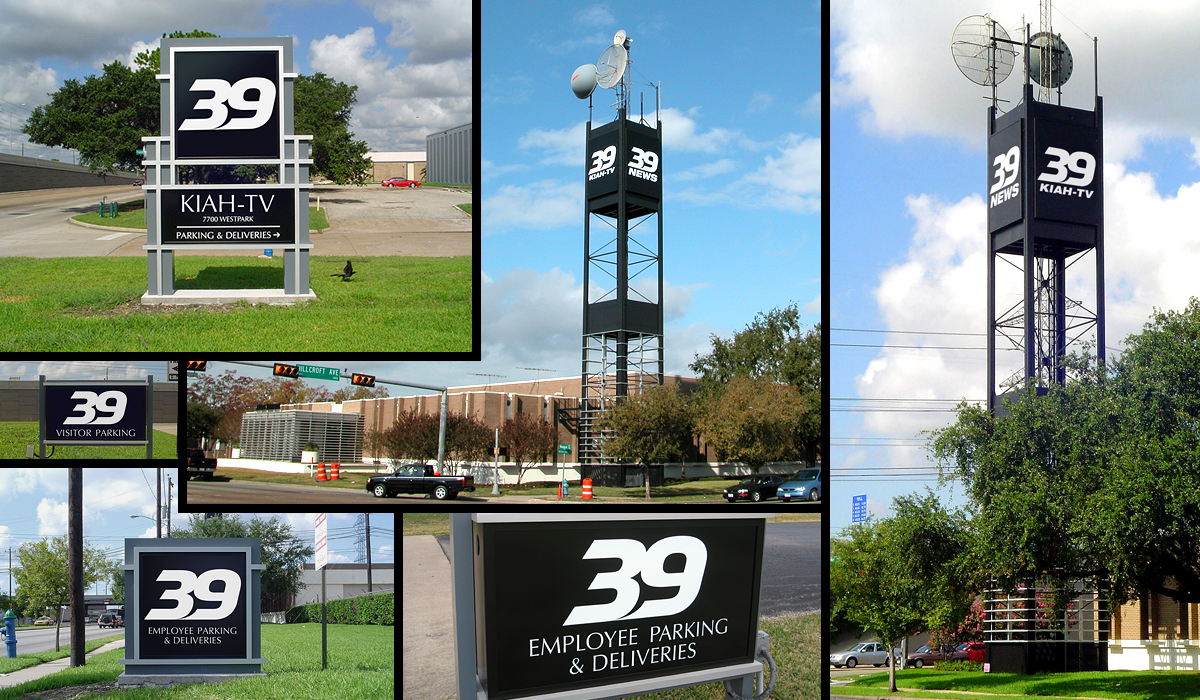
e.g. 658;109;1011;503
118;538;266;686
38;376;153;458
142;37;314;302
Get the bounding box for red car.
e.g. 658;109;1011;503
382;177;420;188
960;642;985;662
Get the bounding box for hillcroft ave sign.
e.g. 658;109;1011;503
451;514;770;700
118;538;265;687
37;376;154;458
142;37;314;304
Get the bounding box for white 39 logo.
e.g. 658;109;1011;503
144;569;241;621
629;147;659;174
179;78;276;131
989;145;1020;195
588;145;617;176
563;536;707;626
1038;147;1096;187
63;390;127;425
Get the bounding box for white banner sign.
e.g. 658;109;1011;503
315;512;328;571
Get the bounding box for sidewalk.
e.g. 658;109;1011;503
0;637;125;689
402;535;457;700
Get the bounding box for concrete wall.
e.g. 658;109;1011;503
0;152;141;193
0;380;178;422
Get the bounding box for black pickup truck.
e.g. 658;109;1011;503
366;464;474;500
187;448;216;481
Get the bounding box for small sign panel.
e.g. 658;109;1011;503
298;364;340;381
173;48;282;160
987;119;1023;233
852;494;868;523
137;551;248;660
161;187;295;245
1032;117;1101;226
624;121;662;201
475;518;765;699
315;513;328;571
44;383;147;445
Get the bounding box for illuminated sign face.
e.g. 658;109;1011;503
136;550;250;660
172;48;282;160
160;187;296;245
474;519;765;699
44;383;146;445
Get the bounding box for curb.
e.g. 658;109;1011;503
66;217;144;233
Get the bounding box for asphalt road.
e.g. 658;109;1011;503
0;185;145;257
6;623;124;655
185;479;379;504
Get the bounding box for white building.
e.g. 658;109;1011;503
295;563;394;605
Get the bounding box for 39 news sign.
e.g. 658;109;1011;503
172;46;283;160
43;380;147;445
472;517;766;699
121;538;264;681
585;118;662;203
987;102;1102;234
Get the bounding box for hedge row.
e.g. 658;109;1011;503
286;591;394;626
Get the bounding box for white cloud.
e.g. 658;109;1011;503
482;180;581;235
0;525;11;550
676;133;823;214
36;498;68;536
366;0;473;64
0;60;57;105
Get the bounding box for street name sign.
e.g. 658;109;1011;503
298;364;340;381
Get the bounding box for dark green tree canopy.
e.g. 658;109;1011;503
930;299;1200;605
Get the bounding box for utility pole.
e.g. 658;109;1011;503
155;468;162;538
365;514;372;593
68;468;84;668
166;474;172;537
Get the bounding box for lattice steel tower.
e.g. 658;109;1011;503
571;31;664;463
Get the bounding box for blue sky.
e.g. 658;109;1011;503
831;1;1200;533
480;0;822;381
0;0;471;159
0;468;394;599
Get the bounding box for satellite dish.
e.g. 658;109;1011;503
596;43;627;89
614;29;627;46
1028;32;1073;88
572;64;598;99
951;15;1016;86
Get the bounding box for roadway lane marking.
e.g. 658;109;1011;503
95;231;141;240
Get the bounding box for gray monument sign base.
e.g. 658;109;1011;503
118;671;267;688
141;288;316;305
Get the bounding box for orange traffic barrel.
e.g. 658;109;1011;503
331;463;340;480
582;478;593;500
317;463;327;481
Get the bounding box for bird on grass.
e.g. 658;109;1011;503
331;260;355;281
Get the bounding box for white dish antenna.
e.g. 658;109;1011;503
596;43;628;89
613;29;626;46
572;63;598;99
951;15;1016;86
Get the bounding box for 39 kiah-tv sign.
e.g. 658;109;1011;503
172;47;283;160
473;518;766;699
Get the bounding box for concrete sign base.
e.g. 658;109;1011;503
118;671;267;688
140;288;316;305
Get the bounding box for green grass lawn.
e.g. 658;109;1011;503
842;667;1200;699
0;623;393;700
0;422;176;459
0;255;471;351
0;631;124;675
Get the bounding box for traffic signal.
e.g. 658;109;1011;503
186;361;207;371
351;373;376;387
273;363;299;378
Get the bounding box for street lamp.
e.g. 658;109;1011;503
129;514;163;537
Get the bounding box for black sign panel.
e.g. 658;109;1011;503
1033;117;1101;226
161;187;295;245
987;119;1023;233
138;551;247;660
476;519;764;699
173;49;281;160
585;123;620;201
45;383;146;444
624;121;662;201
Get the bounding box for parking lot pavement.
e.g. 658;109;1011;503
402;535;458;700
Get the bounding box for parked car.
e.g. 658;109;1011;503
366;464;474;500
906;644;954;668
382;177;420;188
98;613;123;628
187;448;216;480
33;616;55;626
724;474;787;502
830;641;892;668
777;468;821;502
958;641;985;662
